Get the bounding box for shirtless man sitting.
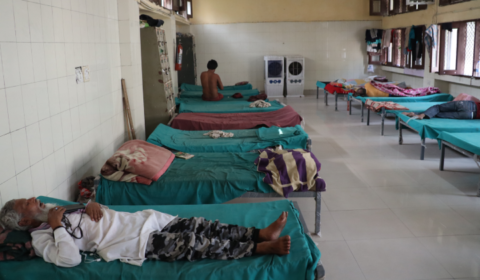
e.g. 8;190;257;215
0;197;291;267
201;60;224;101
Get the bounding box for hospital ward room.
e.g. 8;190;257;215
1;0;480;279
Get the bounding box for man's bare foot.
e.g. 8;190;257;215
255;236;291;255
417;113;426;120
258;212;288;242
402;112;416;117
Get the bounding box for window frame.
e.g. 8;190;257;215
438;21;473;76
439;0;470;6
370;0;383;16
404;25;426;70
186;0;193;19
474;20;480;78
392;28;406;67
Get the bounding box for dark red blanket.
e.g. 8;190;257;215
171;105;303;131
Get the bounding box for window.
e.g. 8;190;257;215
439;0;470;6
439;21;476;76
369;53;382;65
405;26;426;69
187;0;193;18
370;0;382;15
371;0;428;16
474;20;480;77
393;29;406;67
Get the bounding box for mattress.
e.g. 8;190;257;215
349;93;453;103
179;89;260;99
0;197;320;280
396;112;480;140
178;99;284;114
437;132;480;155
96;152;274;206
147;124;309;153
180;83;253;92
171;105;303;131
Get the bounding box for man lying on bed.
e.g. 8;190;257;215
402;100;480;120
0;197;291;267
201;60;225;101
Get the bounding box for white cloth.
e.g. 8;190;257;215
203;130;234;139
31;208;176;267
250;100;271;108
382;29;392;49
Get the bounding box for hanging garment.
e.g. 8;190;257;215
408;26;416;52
382;29;392;49
369;29;378;39
413;26;424;62
425;24;438;51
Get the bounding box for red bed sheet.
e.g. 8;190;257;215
171;105;303;131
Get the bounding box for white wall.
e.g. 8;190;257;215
0;0;144;205
191;21;382;90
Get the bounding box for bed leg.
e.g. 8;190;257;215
314;192;321;236
317;87;319;99
367;108;370;126
477;179;480;197
349;98;352;115
335;92;338;111
381;108;385;136
399;122;403;145
361;102;364;122
325;90;328;106
420;138;425;160
440;141;445;171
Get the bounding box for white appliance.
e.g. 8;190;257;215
285;56;305;97
264;56;285;98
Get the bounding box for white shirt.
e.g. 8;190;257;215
31;208;176;267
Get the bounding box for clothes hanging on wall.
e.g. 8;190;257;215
382;29;392;49
366;29;383;53
425;24;438;56
413;26;424;62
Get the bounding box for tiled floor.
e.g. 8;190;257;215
226;94;480;280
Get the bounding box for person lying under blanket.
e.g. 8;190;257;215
402;100;480;120
0;198;291;267
201;60;224;101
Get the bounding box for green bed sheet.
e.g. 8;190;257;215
147;124;309;152
179;89;260;99
348;93;453;103
179;99;284;114
180;83;253;91
0;197;320;280
396;112;480;140
385;102;447;114
438;132;480;155
96;152;274;206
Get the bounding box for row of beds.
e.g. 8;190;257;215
317;81;480;196
1;84;324;280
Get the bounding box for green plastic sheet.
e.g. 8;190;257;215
0;197;320;280
437;132;480;155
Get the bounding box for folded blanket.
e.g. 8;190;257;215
101;140;175;185
203;131;234;139
365;99;410;112
247;93;268;102
370;81;440;97
0;226;36;261
254;148;326;198
250;100;271;108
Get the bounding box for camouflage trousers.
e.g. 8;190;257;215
145;217;259;262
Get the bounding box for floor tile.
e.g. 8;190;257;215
316;241;365;280
322;188;388;211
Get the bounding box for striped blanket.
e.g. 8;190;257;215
254;148;326;198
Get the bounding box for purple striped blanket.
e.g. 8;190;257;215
254;148;326;198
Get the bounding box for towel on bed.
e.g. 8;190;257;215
101;140;175;185
0;226;36;261
370;81;440;97
254;148;326;198
365;99;410;112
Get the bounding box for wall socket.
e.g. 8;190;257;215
75;66;90;84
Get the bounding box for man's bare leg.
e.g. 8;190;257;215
402;112;426;119
255;236;291;255
258;212;288;242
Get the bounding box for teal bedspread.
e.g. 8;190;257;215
178;99;284;113
396;112;480;140
348;93;453;103
0;197;320;280
96;153;274;206
385;102;447;114
180;83;253;91
179;89;260;99
438;132;480;155
147;124;309;152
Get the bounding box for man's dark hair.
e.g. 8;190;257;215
207;60;218;70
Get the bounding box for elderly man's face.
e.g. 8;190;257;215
13;197;46;219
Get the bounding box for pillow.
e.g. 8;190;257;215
453;93;480;103
0;226;36;261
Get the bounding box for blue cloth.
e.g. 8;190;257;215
147;124;309;152
179;89;260;99
348;93;453;103
437;132;480;155
96;153;274;206
423;101;477;120
178;99;284;114
180;83;253;91
0;197;320;280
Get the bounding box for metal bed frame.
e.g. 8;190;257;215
440;140;480;197
316;86;346;111
398;119;427;160
348;95;366;122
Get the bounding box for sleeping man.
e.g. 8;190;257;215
201;60;224;101
403;100;480;120
0;197;291;267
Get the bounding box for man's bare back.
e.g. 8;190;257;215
201;60;224;101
